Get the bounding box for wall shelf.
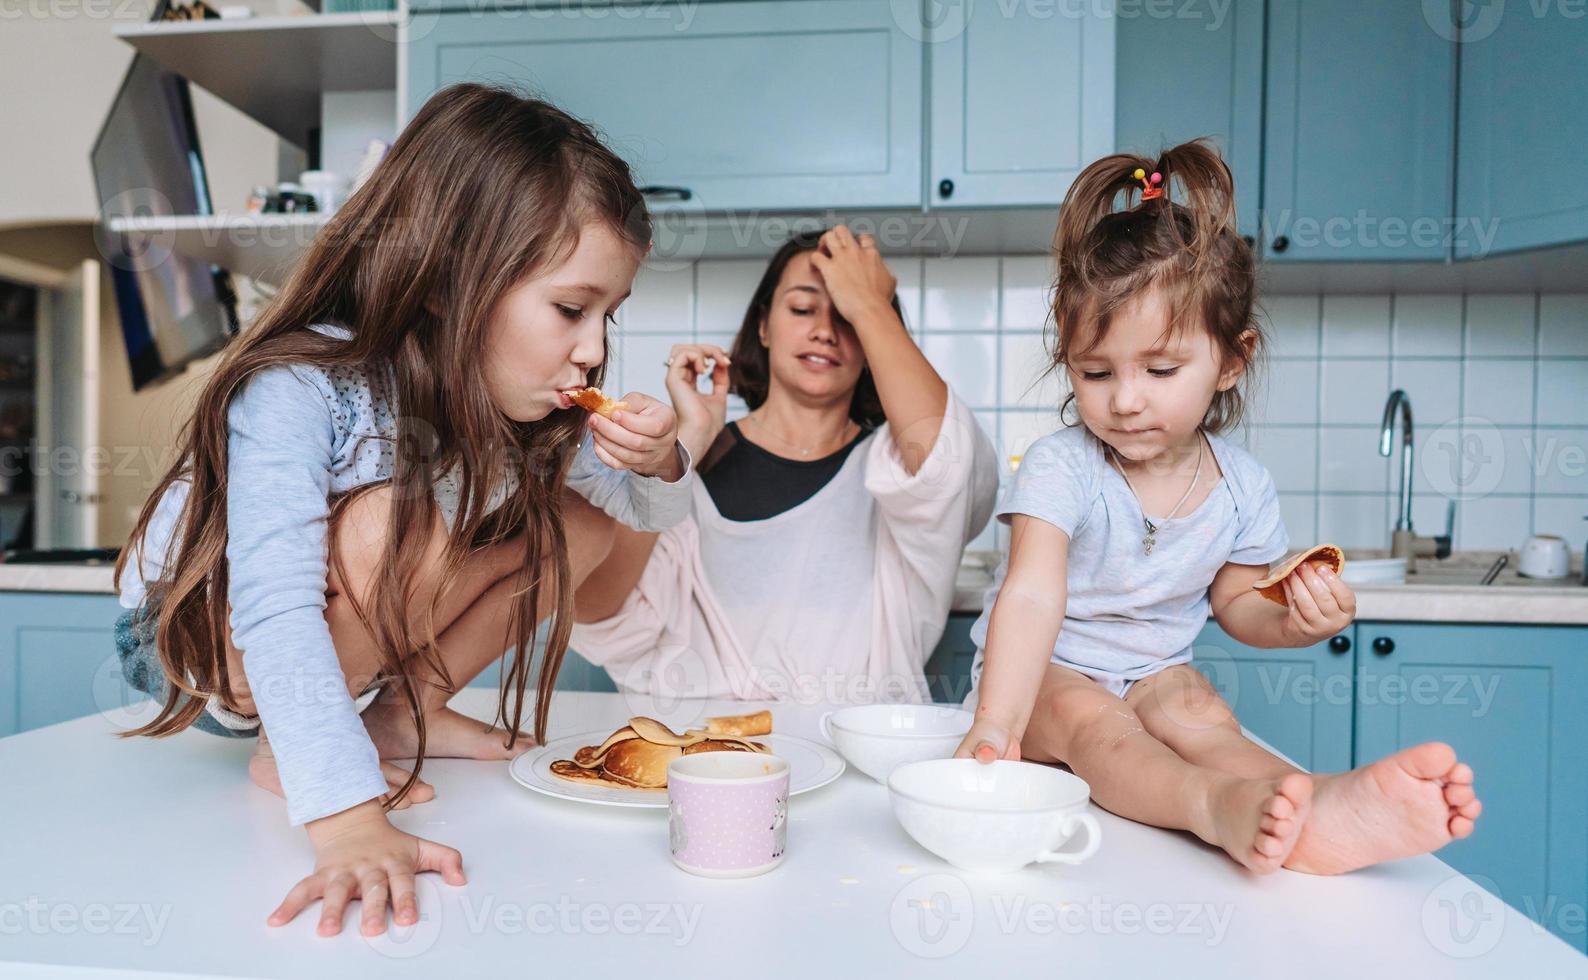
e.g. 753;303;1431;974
105;212;332;286
113;13;400;147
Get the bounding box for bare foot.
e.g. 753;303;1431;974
1205;772;1313;874
248;731;435;810
360;697;536;762
1285;742;1481;875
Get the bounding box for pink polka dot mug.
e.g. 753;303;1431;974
667;752;790;878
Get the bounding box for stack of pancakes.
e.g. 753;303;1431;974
549;710;773;790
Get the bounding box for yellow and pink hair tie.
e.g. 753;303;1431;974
1132;167;1164;200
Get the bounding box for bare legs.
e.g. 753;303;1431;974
1024;663;1481;875
226;488;617;806
1020;662;1310;873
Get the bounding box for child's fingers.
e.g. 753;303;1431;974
589;413;654;454
359;872;389;936
1320;565;1357;615
384;866;419;926
1287;570;1326;627
1299;563;1342;617
317;871;357;936
591;441;628;472
268;874;325;927
417;838;467;885
611;394;673;437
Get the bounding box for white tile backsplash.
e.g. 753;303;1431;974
1260;295;1322;359
1461;359;1535;426
999;332;1062;410
614;254;1583;556
1539;295;1588;357
1256;359;1321;425
1390;359;1463;429
1319;427;1390;492
1463;294;1537;357
1537;359;1588;427
999;255;1054;329
1318;494;1390;549
695;260;765;334
1320;359;1391;425
622;263;694;333
1321;295;1391;357
1533;496;1588;543
1457;495;1534;550
921;257;999;331
923;333;998;408
1392;294;1464;356
1528;428;1588;496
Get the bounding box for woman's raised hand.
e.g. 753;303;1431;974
808;225;898;327
663;342;731;463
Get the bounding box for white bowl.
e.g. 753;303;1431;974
1340;557;1408;585
818;704;973;783
887;759;1102;874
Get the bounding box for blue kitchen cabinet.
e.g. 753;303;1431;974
469;642;617;694
406;1;923;212
1193;621;1354;773
1354;622;1588;952
924;612;978;705
1115;0;1264;241
1261;0;1455;261
0;591;127;737
927;0;1114;208
1455;9;1588;256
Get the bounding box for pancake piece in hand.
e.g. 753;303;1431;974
550;715;773;790
1253;544;1346;605
565;386;629;419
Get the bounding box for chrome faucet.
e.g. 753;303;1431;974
1379;389;1452;568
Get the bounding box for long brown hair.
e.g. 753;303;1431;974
1049;138;1261;433
112;83;651;809
728;229;897;428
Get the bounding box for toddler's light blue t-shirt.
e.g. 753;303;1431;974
969;423;1289;692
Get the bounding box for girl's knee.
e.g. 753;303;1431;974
1132;665;1239;739
1037;680;1137;758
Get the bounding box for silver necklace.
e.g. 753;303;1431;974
745;411;856;458
1108;433;1205;556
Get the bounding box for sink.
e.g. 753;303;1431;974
1341;549;1584;589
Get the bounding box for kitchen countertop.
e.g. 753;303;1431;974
953;550;1588;625
4;689;1583;978
5;549;1587;626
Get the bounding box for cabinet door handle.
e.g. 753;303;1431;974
937;178;955;199
1328;635;1351;654
1372;636;1395;656
1271;235;1290;253
639;185;693;201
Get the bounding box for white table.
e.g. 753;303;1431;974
4;689;1584;979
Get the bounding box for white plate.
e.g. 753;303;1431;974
510;730;846;808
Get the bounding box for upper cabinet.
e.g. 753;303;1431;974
926;0;1114;208
1114;0;1264;241
1455;8;1588;257
405;1;923;212
1261;0;1455;261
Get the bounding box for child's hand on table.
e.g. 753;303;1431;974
1280;560;1357;643
586;391;684;481
270;799;465;938
954;718;1022;765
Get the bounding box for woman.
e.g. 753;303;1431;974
571;226;999;704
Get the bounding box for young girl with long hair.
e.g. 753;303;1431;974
112;84;694;936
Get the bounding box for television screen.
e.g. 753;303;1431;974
90;50;238;391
